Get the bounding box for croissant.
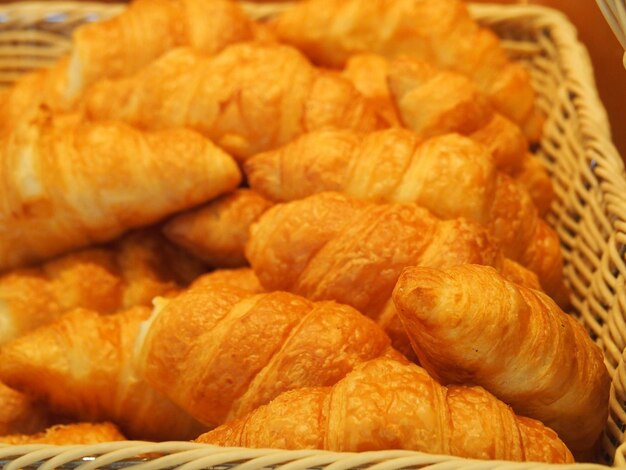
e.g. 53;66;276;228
245;191;542;356
164;189;272;268
387;57;553;214
136;281;398;426
0;422;125;445
197;357;573;463
245;130;566;303
273;0;543;140
82;44;381;161
190;268;264;293
392;264;610;455
0;229;205;345
66;0;253;101
0;111;240;271
342;54;401;127
0;381;50;437
0;307;206;441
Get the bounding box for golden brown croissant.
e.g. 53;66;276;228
245;191;542;356
0;229;205;345
245;130;567;303
136;281;397;426
0;307;206;441
163;189;272;268
0;111;240;271
66;0;253;101
392;264;610;455
83;44;381;161
274;0;543;140
0;381;50;437
197;357;574;463
387;57;553;214
0;422;125;445
342;54;401;127
190;268;263;293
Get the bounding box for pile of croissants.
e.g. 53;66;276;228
0;0;610;465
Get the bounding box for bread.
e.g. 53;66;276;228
190;268;263;294
197;357;573;463
164;189;272;268
0;422;125;445
136;281;398;426
0;381;50;437
392;264;610;455
0;307;205;441
245;130;567;303
273;0;543;140
0;229;205;345
0;111;240;271
245;191;542;356
83;44;381;161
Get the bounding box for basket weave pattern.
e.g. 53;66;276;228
2;2;626;468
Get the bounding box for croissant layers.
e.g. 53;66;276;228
136;280;399;426
274;0;543;140
83;44;381;161
197;358;573;464
245;192;542;357
245;131;566;304
0;111;240;271
392;264;610;455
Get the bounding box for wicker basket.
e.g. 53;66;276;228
2;1;626;469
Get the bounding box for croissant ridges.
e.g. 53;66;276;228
0;229;206;345
82;43;381;161
163;189;272;268
0;306;206;441
392;264;610;455
245;130;567;303
273;0;543;140
136;280;397;426
0;110;240;271
245;191;545;357
197;357;574;464
0;422;125;445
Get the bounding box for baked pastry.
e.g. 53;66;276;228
0;307;205;441
0;229;205;345
245;192;542;356
273;0;543;140
190;268;264;293
0;111;240;271
83;44;381;161
0;422;125;445
197;357;574;464
164;189;272;268
136;281;398;426
0;381;50;437
245;130;566;303
392;264;610;455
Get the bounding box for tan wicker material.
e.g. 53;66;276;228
596;0;626;67
2;1;626;468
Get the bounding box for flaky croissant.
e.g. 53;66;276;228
0;229;205;345
273;0;543;140
245;130;566;304
0;111;240;271
392;264;610;455
387;57;553;214
0;422;125;445
164;189;272;268
66;0;253;101
82;44;381;161
197;357;573;463
245;192;542;356
0;307;205;441
136;281;398;426
0;381;50;437
190;268;263;294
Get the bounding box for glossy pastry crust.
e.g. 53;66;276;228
197;358;573;464
0;422;125;445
